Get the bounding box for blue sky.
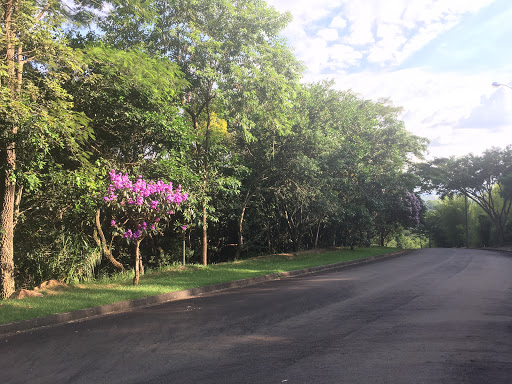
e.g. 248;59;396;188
266;0;512;158
403;0;512;72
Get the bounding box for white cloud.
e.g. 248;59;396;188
328;44;365;70
367;23;407;64
336;68;512;158
457;87;512;130
344;20;375;46
317;28;339;41
329;15;347;29
268;0;493;68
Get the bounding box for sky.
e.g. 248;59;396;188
265;0;512;159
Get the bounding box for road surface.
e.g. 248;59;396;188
1;248;511;383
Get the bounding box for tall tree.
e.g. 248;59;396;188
102;0;294;265
0;0;103;298
225;41;303;258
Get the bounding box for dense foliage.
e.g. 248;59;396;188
423;195;512;248
418;146;512;247
2;0;433;296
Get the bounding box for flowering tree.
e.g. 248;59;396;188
103;170;188;285
403;191;422;227
372;186;423;247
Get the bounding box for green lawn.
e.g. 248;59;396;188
0;247;401;325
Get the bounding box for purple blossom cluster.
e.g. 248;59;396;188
404;191;421;226
104;170;188;205
104;170;189;240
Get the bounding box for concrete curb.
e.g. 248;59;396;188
0;249;412;337
479;247;512;255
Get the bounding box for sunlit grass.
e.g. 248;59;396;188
0;246;400;325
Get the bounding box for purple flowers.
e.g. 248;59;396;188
123;229;142;240
104;170;189;242
404;191;421;226
104;170;188;205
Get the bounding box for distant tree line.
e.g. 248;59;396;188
418;146;512;248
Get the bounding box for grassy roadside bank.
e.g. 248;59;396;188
0;247;400;325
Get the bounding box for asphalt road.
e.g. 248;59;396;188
1;248;512;384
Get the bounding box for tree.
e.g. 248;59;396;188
103;170;188;285
67;44;188;167
102;0;295;265
302;83;426;249
0;0;105;299
223;39;303;258
424;197;467;248
420;146;512;246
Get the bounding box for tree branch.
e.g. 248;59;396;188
94;208;125;271
35;1;56;23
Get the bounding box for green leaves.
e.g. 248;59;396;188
419;145;512;246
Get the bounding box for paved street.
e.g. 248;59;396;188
1;248;511;384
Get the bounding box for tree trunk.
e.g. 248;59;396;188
189;111;209;266
467;192;511;248
267;222;272;254
291;226;302;252
283;208;300;252
236;191;251;259
182;231;186;265
133;238;143;286
201;107;211;266
1;0;17;299
202;204;207;266
235;209;244;259
314;219;321;248
94;209;125;271
13;185;22;229
0;167;16;299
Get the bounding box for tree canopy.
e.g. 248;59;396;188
1;0;437;297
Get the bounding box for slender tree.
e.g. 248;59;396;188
0;0;103;298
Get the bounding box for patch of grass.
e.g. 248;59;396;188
0;247;400;325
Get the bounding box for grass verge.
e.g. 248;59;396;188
0;247;400;325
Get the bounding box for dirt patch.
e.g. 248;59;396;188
33;280;70;296
9;280;70;299
34;279;68;292
9;289;44;299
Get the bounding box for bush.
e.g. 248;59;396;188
15;232;101;288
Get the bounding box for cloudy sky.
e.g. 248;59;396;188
265;0;512;159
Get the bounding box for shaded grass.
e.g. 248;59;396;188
0;247;400;325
